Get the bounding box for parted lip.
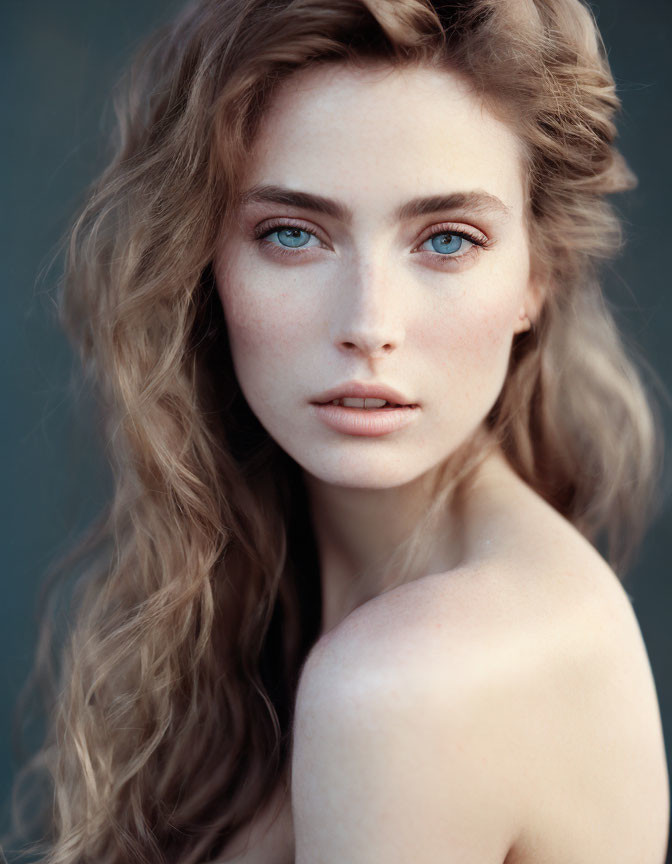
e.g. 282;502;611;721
311;380;418;407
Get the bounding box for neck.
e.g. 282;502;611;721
303;436;511;636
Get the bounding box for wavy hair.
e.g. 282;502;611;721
2;0;667;861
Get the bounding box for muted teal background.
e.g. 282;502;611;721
2;0;671;857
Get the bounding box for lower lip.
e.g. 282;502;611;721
309;403;420;437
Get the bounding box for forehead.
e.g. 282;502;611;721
242;61;526;219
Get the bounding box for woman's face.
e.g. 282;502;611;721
214;62;538;489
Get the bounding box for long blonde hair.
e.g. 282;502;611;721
3;1;667;861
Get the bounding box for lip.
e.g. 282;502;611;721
310;402;419;437
310;380;417;407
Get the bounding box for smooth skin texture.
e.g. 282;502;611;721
217;488;670;863
213;62;669;863
214;61;541;635
292;537;669;864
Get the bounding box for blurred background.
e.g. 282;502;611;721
1;0;671;858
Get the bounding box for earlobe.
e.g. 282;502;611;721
515;305;532;334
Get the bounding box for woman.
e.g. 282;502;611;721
2;0;669;862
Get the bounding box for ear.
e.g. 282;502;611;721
513;255;547;335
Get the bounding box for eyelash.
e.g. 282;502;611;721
252;218;490;265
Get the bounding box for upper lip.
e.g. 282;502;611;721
311;381;417;406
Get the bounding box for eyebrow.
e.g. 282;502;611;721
239;184;512;223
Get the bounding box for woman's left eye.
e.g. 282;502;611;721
253;221;488;263
416;229;486;261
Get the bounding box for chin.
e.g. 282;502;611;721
296;453;432;491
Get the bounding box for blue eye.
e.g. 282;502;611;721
425;233;466;255
260;226;318;249
254;221;487;263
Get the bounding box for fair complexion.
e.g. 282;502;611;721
213;61;540;634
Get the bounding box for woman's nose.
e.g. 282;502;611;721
329;262;406;359
338;335;396;359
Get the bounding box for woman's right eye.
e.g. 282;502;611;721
254;223;323;257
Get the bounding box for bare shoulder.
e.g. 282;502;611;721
296;516;669;863
292;579;532;863
493;517;670;864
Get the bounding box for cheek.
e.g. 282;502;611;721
469;300;516;369
215;254;312;374
417;278;520;400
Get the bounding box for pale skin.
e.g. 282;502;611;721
213;61;669;864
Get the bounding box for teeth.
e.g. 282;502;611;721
332;397;391;408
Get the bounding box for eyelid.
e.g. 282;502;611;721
253;217;493;256
414;221;489;251
254;217;495;268
253;217;329;246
